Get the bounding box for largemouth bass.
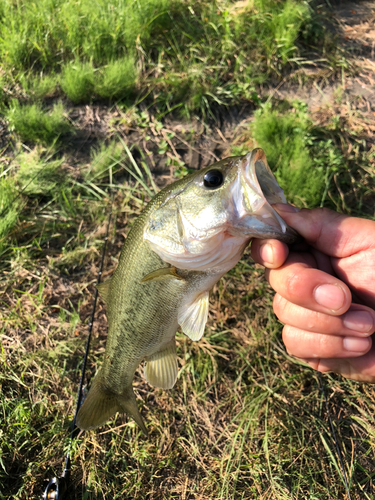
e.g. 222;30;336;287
76;149;299;435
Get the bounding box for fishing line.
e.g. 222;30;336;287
318;373;352;500
42;201;113;500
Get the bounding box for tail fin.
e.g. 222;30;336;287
76;371;148;436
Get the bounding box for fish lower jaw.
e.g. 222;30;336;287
148;234;249;273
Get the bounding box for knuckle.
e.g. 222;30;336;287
317;332;329;351
282;325;295;353
305;311;329;333
273;293;288;321
284;269;304;299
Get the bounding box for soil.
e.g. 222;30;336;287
59;1;375;191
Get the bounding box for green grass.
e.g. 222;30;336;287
60;61;96;104
16;149;65;197
0;0;374;498
95;56;138;101
84;140;124;183
0;0;340;113
230;100;375;215
19;73;59;100
6;100;71;145
0;0;170;69
0;177;23;254
60;57;138;104
251;102;326;207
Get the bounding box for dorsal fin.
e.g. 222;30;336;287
96;278;111;304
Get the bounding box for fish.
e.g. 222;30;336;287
76;148;299;435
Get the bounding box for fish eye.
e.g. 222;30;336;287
203;169;224;189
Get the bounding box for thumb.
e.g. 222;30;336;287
273;205;375;258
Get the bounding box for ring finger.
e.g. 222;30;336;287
266;255;352;316
283;325;373;359
274;294;375;337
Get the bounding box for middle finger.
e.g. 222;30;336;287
266;253;352;316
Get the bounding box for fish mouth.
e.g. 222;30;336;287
229;149;300;244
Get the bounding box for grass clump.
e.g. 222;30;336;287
6;100;71;145
20;73;59;100
251;102;326;207
0;177;23;254
231;100;372;213
60;60;96;104
60;57;138;103
85;140;124;182
16;150;65;197
95;56;138;101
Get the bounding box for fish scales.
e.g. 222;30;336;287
76;149;299;435
103;188;213;387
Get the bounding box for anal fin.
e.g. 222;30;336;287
144;340;178;389
178;291;209;341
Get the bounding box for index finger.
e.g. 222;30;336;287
266;253;352;316
251;238;289;269
273;205;375;258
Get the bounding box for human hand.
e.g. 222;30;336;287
251;205;375;383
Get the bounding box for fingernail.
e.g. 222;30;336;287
273;203;300;213
259;243;274;265
343;337;371;352
314;284;346;311
343;311;374;333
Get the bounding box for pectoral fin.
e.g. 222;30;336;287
140;266;184;284
144;340;178;389
178;291;209;341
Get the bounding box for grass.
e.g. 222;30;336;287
6;100;71;145
0;177;23;254
19;73;59;100
60;57;138;104
252;101;326;207
1;119;374;498
60;61;96;105
16;149;65;197
94;57;138;101
84;140;124;183
0;0;341;113
230;100;375;215
0;0;375;498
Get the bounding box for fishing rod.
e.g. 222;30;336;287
42;206;112;500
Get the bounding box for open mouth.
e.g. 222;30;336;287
232;149;300;244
